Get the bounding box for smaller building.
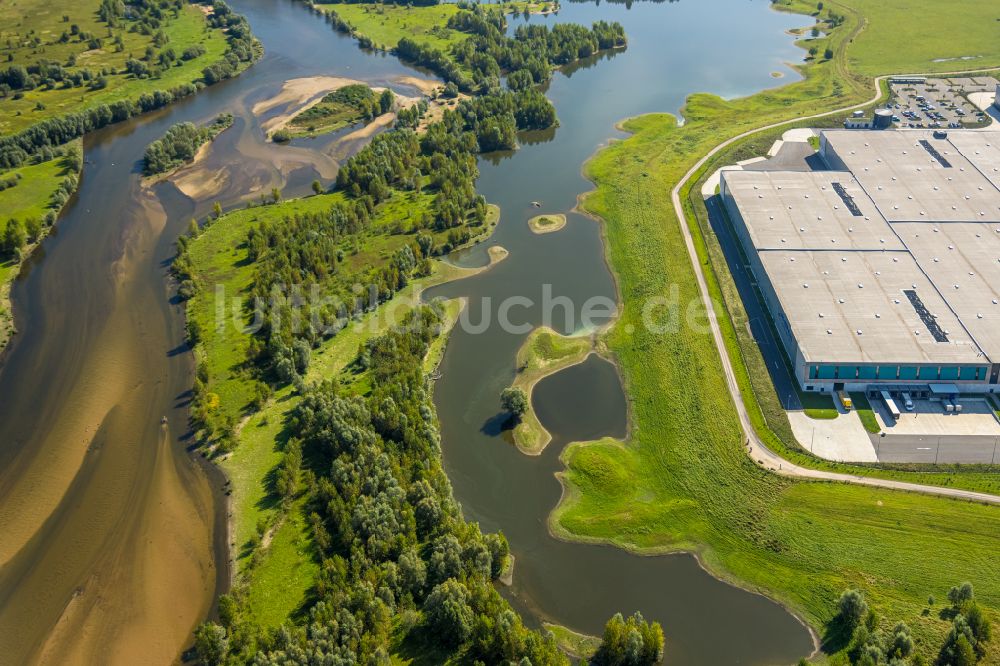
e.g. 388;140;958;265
843;109;893;130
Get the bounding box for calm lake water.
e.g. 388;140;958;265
0;0;814;663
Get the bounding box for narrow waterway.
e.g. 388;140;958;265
0;0;815;663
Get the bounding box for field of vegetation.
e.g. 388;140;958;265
838;0;1000;76
0;140;81;347
554;0;1000;663
319;1;464;52
0;0;231;136
0;0;259;169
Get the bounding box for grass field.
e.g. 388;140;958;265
841;0;1000;75
0;0;232;137
554;0;1000;660
323;2;464;52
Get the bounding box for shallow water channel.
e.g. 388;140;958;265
0;0;814;663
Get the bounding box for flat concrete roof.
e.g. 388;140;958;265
892;221;1000;356
822;130;1000;223
758;249;983;364
721;170;903;250
946;131;1000;194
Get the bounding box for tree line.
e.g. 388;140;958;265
0;1;259;169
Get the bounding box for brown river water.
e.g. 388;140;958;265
0;1;815;663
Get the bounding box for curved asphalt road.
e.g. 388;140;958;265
669;70;1000;506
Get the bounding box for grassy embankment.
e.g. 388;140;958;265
509;327;593;454
0;141;81;346
187;189;499;627
0;0;231;137
555;0;1000;661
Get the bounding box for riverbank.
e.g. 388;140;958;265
550;0;1000;661
0;142;82;351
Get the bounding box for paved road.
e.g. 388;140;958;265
875;434;1000;464
669;69;1000;506
703;195;802;409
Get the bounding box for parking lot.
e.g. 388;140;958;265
886;77;995;129
870;397;1000;463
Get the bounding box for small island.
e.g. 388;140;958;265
143;114;233;177
277;84;394;140
527;213;567;234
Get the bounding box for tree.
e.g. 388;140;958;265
193;622;228;665
3;218;26;256
965;603;992;644
23;216;42;242
312;179;323;195
837;589;868;630
379;88;395;114
949;582;975;606
594;611;664;665
953;634;977;666
824;47;834;60
500;387;528;420
423;579;474;646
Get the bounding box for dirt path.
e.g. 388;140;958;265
669;67;1000;506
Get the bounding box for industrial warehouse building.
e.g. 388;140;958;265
720;129;1000;393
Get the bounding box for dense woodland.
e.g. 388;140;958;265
143;113;232;175
0;0;258;168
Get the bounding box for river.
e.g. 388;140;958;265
0;1;814;663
